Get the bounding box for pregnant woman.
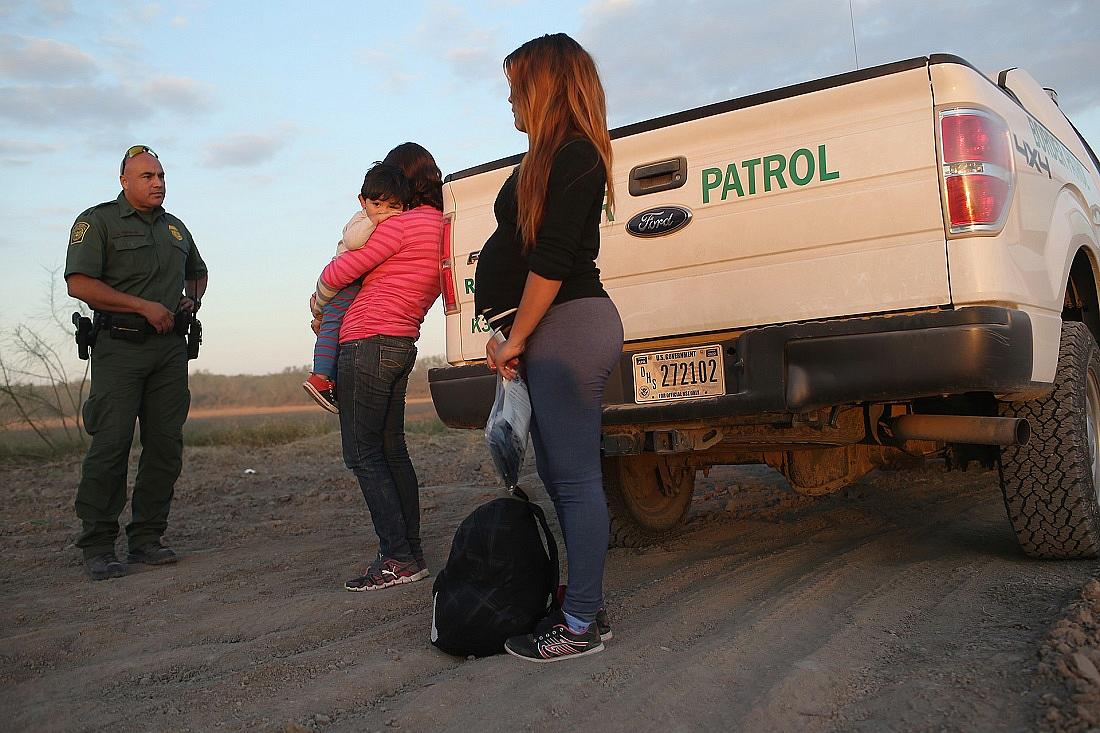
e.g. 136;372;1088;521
475;34;624;661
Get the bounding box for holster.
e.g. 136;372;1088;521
175;310;202;360
72;312;97;360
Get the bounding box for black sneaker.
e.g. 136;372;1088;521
344;553;428;591
554;585;611;641
596;607;612;641
85;552;127;581
127;542;178;565
504;609;604;663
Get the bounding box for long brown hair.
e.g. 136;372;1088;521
382;142;444;211
505;33;613;250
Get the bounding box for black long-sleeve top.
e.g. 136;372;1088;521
474;138;609;330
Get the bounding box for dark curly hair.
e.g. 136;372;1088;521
382;142;443;211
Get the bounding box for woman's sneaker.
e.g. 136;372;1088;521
344;553;428;591
302;373;338;414
554;584;611;640
504;609;604;663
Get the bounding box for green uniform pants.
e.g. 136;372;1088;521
75;330;190;558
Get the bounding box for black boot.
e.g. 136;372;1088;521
85;552;127;581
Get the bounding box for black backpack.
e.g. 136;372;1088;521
430;490;558;657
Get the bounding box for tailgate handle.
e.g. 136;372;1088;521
629;156;687;196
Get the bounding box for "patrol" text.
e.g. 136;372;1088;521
701;144;840;204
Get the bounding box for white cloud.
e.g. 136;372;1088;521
351;3;504;93
200;126;296;168
0;34;97;82
418;1;505;84
142;75;213;112
0;138;57;154
0;83;152;126
99;35;143;56
445;43;496;81
136;2;163;23
355;48;420;94
0;37;214;132
171;15;188;28
579;0;1100;127
0;0;74;24
850;0;1100;115
34;0;73;23
0;137;55;167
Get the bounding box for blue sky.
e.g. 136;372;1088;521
2;0;1099;376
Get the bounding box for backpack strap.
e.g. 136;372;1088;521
512;488;560;597
527;500;559;594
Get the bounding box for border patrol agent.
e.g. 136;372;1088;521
65;145;209;581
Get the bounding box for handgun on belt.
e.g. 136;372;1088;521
175;310;203;360
72;312;95;360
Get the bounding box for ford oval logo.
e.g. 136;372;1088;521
626;206;693;238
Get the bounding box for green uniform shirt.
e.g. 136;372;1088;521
65;192;208;311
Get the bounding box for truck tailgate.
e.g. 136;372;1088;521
444;60;949;361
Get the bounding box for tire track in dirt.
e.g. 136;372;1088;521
321;468;1093;733
3;434;1097;732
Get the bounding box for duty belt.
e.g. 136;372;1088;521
92;311;172;343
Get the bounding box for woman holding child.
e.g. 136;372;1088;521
311;143;444;592
475;34;624;662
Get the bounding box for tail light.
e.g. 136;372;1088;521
440;216;459;315
939;109;1014;234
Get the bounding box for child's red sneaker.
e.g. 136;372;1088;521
302;373;338;414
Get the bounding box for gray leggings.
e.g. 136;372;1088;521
524;296;623;624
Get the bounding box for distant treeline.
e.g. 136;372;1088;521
1;354;448;423
187;355;444;408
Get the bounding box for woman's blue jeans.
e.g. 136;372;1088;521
336;335;421;562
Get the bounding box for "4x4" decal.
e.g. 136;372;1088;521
1014;134;1051;178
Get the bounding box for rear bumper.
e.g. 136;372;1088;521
428;306;1038;429
428;361;500;429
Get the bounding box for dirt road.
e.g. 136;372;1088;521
2;427;1097;731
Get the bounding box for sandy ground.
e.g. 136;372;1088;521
3;424;1100;732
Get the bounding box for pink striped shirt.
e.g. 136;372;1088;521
319;205;443;343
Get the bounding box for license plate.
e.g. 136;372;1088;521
632;344;725;404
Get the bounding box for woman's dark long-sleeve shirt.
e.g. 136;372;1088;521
474;138;609;330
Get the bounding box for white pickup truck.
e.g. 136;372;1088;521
429;54;1100;558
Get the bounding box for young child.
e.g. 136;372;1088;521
303;163;411;412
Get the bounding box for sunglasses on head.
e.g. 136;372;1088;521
120;145;158;174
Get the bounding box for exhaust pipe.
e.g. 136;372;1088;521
886;414;1030;446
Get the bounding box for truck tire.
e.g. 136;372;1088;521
603;454;696;548
999;321;1100;558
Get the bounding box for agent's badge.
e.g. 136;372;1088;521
168;224;184;241
70;221;90;245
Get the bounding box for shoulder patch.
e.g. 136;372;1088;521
70;221;90;245
168;224;183;241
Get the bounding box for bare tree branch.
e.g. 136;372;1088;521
0;350;56;450
0;270;89;454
